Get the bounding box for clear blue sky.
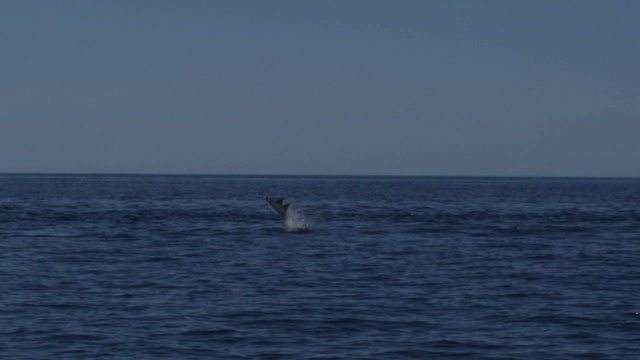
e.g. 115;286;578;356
1;1;638;176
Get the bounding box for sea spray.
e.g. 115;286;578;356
284;205;311;232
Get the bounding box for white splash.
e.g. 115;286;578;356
284;205;311;232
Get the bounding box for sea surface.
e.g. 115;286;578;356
1;174;639;359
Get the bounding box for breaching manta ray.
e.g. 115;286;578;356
263;195;291;219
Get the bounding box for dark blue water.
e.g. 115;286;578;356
1;175;639;359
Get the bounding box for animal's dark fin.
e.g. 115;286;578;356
283;203;291;212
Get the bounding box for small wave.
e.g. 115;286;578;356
181;328;238;336
144;256;178;262
46;333;105;342
498;225;586;234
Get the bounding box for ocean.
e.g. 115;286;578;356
1;174;639;359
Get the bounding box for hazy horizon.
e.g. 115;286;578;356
1;172;638;180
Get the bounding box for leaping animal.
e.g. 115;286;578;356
263;195;291;219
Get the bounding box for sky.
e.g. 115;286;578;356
1;0;639;177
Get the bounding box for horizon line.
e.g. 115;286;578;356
0;172;638;180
